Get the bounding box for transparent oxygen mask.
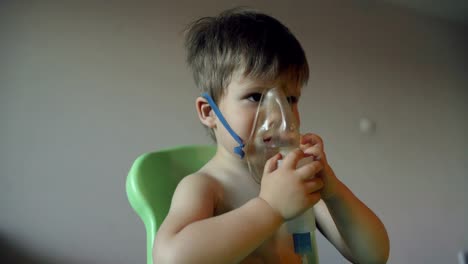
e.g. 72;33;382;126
245;87;318;263
245;87;300;183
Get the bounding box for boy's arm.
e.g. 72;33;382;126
154;150;324;264
301;133;389;263
314;172;390;264
153;173;283;264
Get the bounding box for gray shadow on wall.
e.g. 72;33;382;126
0;234;58;264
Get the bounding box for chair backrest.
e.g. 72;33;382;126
126;145;216;264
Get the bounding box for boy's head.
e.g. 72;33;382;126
185;7;309;142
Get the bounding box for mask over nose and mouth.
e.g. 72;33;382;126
245;87;300;182
202;87;300;183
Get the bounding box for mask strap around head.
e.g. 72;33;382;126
201;92;245;159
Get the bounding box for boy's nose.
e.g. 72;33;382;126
263;111;284;130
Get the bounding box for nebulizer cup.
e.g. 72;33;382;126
245;87;318;263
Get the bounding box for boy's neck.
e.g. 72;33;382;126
210;144;257;183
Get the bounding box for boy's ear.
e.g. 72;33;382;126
196;96;216;128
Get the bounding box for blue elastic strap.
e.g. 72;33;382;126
201;93;245;158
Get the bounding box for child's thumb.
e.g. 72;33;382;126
263;153;282;174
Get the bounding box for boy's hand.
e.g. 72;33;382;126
300;133;339;200
259;149;324;220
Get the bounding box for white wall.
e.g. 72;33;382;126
1;1;467;263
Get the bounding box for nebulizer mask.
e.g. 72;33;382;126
202;87;318;263
243;87;300;183
201;87;300;171
244;88;318;263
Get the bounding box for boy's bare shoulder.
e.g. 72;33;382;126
155;171;224;240
168;170;224;213
179;171;223;194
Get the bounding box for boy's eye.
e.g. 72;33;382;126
246;93;299;104
247;93;262;102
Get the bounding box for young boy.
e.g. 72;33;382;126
154;8;389;263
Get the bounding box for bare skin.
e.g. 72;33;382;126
154;147;316;263
153;74;389;263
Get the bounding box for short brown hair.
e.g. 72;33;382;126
184;7;309;139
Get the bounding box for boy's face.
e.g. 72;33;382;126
214;72;302;159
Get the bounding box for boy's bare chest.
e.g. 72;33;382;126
238;225;303;264
213;179;302;263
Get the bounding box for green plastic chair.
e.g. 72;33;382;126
126;145;216;264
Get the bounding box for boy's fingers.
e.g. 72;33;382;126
300;133;313;144
296;161;323;180
282;148;304;168
303;144;322;160
301;133;324;146
306;192;322;206
264;153;281;174
304;178;324;194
